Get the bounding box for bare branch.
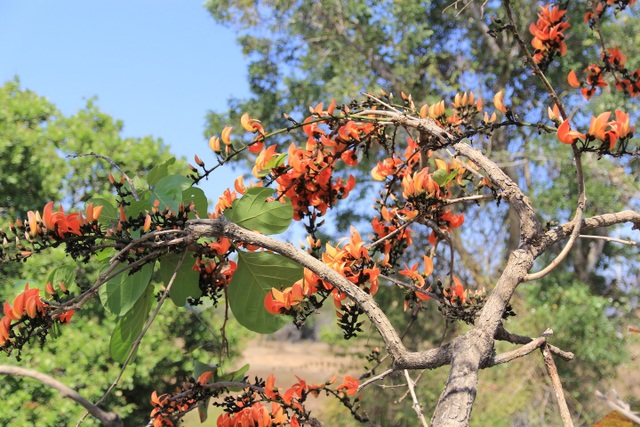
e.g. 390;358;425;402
541;344;574;427
578;234;638;247
0;365;123;427
596;390;640;424
69;152;140;201
358;368;395;391
404;369;430;427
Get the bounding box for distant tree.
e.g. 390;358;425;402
0;2;639;427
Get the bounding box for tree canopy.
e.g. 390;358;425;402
1;1;640;427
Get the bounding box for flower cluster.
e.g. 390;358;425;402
273;129;359;221
371;206;414;268
16;201;103;241
0;283;74;351
265;228;380;316
568;46;640;99
556;110;635;153
529;3;570;68
584;0;636;28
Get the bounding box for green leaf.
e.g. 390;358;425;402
256;152;288;177
182;187;209;218
217;363;250;383
125;197;150;220
147;157;176;186
224;187;293;234
158;253;202;306
109;284;154;364
46;265;76;289
431;169;458;187
86;198;118;225
150;174;192;213
99;262;154;316
228;251;301;333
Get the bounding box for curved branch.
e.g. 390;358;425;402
0;365;123;427
186;217;410;362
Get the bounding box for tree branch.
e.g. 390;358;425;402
0;365;123;427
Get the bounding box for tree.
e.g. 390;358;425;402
204;0;640;421
0;2;639;427
0;80;247;426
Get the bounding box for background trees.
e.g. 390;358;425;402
0;1;638;426
203;1;640;423
0;80;250;426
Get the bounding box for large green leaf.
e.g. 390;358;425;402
150;174;192;213
158;253;202;306
228;251;301;333
109;284;154;364
147;157;176;186
182;187;209;218
99;262;154;316
224;187;293;235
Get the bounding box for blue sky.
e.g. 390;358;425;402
0;0;250;199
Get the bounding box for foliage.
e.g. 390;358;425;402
1;2;640;427
0;80;245;426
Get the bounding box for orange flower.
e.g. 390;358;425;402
557;120;585;144
252;145;278;178
337;375;359;396
264;374;279;400
240;113;265;135
209;135;221;152
441;210;464;229
220;125;233;146
451;276;466;304
614;109;635;140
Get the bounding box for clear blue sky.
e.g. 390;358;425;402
0;0;250;199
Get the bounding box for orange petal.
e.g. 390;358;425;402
493;90;507;114
567;70;580;88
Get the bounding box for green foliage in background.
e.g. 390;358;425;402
0;79;252;426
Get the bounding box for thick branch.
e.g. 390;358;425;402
186;217;409;361
0;365;123;427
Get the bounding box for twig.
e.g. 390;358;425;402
541;344;574;427
357;368;394;391
70;152;140;201
443;194;495;206
0;365;123;427
596;389;640;424
495;325;574;361
403;369;430;427
380;274;441;301
578;234;638;247
367;216;417;250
